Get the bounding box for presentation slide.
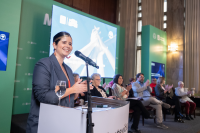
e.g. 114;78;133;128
50;5;117;78
151;61;165;80
0;31;9;71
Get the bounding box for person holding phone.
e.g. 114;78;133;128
26;32;93;133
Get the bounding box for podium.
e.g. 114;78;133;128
38;97;130;133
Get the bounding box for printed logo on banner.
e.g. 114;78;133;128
108;31;114;39
40;51;48;54
26;56;35;60
24;88;32;91
0;34;6;40
60;15;78;28
25;73;33;76
28;41;37;45
22;102;31;105
43;13;51;26
17;47;23;50
153;33;165;42
115;123;128;133
153;33;156;39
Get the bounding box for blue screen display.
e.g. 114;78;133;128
151;62;165;80
50;5;117;78
0;31;9;71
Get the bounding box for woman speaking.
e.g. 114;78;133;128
26;32;93;133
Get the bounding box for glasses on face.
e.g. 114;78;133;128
139;76;145;79
95;79;101;81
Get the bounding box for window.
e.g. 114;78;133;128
163;0;167;31
136;0;142;74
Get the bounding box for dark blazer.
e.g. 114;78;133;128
26;54;75;133
91;86;109;98
155;84;174;100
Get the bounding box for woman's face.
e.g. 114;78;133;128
92;76;101;87
118;76;123;85
163;80;165;85
53;36;72;58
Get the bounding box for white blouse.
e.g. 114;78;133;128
175;87;193;103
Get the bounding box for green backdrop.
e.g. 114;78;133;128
141;25;167;81
0;0;22;133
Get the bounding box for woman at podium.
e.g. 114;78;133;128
26;32;92;133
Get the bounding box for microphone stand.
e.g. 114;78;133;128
85;62;94;133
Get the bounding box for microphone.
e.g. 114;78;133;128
75;51;99;69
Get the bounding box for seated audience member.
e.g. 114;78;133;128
155;77;185;123
90;73;115;99
132;73;170;129
73;73;85;105
128;78;136;97
175;81;196;120
112;74;154;133
150;78;157;96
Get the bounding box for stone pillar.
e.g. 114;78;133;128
166;0;184;87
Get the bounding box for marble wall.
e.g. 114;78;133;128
166;0;184;87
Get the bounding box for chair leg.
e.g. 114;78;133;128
154;110;156;123
129;113;133;122
164;112;166;121
142;115;144;126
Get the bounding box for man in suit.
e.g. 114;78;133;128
132;73;170;129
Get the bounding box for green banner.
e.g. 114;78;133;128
141;25;167;81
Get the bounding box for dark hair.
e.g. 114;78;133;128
129;77;135;82
113;74;123;85
73;73;79;78
53;31;72;45
136;73;144;79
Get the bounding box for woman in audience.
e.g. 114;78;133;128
112;74;154;133
175;81;196;120
155;77;184;123
73;73;85;105
90;73;115;99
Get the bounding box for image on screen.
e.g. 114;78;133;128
50;5;117;78
0;31;9;71
151;62;165;80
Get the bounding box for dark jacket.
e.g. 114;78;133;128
26;54;75;133
91;86;109;98
155;84;174;101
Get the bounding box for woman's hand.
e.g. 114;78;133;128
187;91;191;95
107;96;116;99
102;82;107;88
121;90;127;96
71;79;93;94
126;84;132;91
80;92;85;96
104;84;112;91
